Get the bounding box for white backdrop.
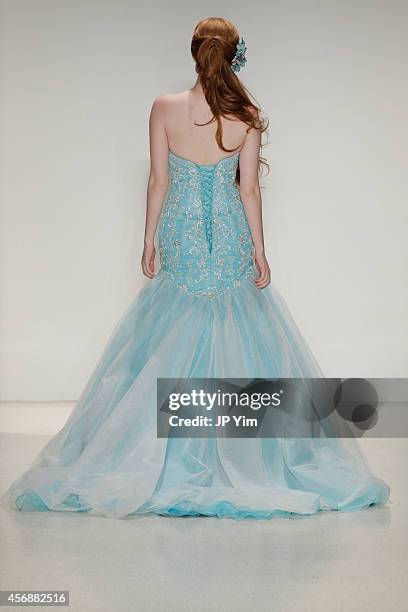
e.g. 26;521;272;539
1;0;407;401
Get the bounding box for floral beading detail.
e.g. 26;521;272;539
158;151;256;298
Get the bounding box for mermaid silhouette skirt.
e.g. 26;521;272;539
2;151;390;519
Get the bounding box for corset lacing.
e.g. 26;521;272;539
198;165;216;254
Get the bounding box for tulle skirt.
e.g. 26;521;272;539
2;270;390;519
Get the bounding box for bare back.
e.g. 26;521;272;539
163;89;250;165
148;83;261;198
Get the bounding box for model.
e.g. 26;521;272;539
2;18;390;519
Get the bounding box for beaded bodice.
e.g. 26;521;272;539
158;150;256;297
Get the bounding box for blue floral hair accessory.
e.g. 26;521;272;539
231;37;247;73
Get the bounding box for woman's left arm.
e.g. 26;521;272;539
142;96;170;279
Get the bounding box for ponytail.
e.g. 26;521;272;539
191;18;269;181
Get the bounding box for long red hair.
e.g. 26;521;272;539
191;17;269;182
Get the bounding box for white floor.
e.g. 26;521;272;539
0;403;407;612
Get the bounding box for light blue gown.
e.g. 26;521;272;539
2;150;390;519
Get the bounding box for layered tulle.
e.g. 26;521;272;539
2;271;390;519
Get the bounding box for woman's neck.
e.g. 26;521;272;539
190;77;204;98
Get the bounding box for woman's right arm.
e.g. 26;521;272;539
239;123;271;289
142;96;170;279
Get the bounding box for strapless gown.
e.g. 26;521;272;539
2;150;390;519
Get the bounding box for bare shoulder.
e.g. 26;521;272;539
246;105;261;122
244;105;264;138
151;91;189;112
224;105;260;133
